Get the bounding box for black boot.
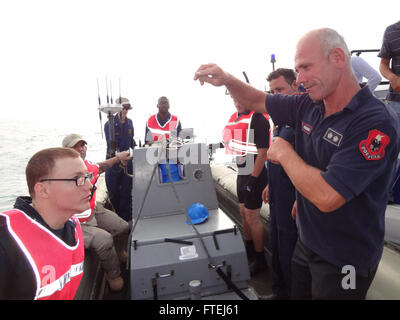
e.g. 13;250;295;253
244;240;255;262
249;251;268;276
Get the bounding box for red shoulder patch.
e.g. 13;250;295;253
359;129;390;161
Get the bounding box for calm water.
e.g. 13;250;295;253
0;117;230;212
0;118;107;212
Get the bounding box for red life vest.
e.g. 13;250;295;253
0;210;84;300
147;114;179;141
74;160;99;223
222;111;270;156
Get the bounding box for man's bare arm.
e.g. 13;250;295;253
194;63;267;114
252;148;268;178
97;151;131;175
380;58;400;92
268;137;346;213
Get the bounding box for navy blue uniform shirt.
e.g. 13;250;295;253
266;87;400;276
105;115;135;158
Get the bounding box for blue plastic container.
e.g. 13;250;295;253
159;163;181;183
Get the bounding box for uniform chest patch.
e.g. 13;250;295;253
359;129;390;161
302;121;312;135
323;128;343;147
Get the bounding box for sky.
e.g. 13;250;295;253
0;0;399;143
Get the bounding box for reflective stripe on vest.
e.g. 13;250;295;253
147;114;179;141
0;210;84;300
222;111;269;156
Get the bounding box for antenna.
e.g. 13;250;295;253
97;77;104;139
242;71;250;84
110;78;113;104
105;75;110;104
97;77;101;106
119;77;122;104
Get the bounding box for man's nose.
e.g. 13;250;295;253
85;178;93;189
296;72;307;86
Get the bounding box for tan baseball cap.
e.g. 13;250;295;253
116;97;132;109
62;133;87;148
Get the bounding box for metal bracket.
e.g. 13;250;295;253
151;270;175;300
212;228;237;250
155;270;175;279
164;238;193;246
208;260;226;269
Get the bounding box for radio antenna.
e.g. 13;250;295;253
105;75;110;104
97;77;104;139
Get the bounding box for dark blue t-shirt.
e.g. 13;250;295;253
266;87;400;276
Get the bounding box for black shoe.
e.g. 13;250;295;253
249;254;268;276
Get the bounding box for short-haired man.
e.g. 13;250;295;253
62;133;131;292
194;28;400;299
145;96;182;143
379;20;400;121
263;68;299;299
0;148;91;299
104;96;135;222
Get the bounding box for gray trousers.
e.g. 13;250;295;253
291;240;377;300
81;203;130;279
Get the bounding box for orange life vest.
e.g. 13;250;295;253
74;160;99;223
146;114;179;141
222;111;269;156
0;210;84;300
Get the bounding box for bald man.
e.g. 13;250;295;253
194;28;400;299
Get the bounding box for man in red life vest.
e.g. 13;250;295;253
62;133;131;292
223;98;270;275
0;148;91;299
145;96;182;144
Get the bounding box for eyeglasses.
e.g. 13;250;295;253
123;104;131;110
40;172;94;187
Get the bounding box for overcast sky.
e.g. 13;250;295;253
0;0;399;142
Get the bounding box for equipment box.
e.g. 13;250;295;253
129;209;250;300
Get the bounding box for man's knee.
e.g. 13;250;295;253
90;229;114;255
239;204;246;218
244;208;262;225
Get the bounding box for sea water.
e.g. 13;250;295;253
0;117;232;212
0;118;107;211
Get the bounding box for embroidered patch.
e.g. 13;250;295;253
359;129;390;161
302;121;312;135
323;128;343;147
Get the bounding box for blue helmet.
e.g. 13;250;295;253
186;203;209;225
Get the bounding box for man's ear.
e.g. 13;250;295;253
330;47;346;68
34;182;50;199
